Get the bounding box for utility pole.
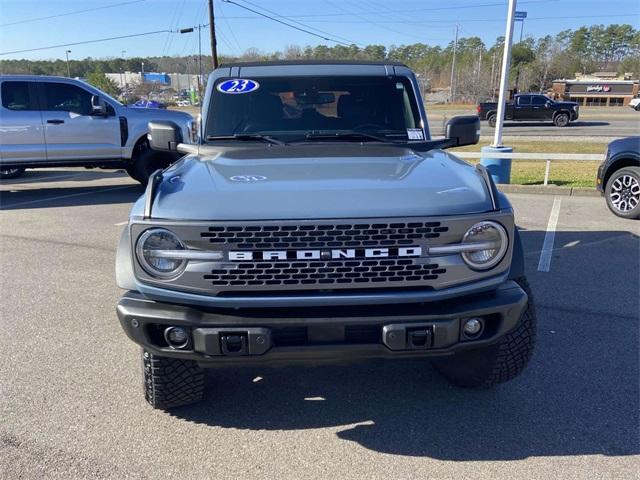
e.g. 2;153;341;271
65;50;71;77
449;24;459;103
490;50;497;101
208;0;218;69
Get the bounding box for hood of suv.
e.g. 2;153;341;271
142;144;494;220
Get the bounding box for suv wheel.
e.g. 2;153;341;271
605;167;640;219
431;277;536;388
127;142;171;185
0;167;25;179
487;114;497;128
142;349;205;410
553;112;569;127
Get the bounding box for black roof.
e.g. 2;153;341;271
219;60;409;68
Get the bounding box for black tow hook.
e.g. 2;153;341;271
220;334;248;355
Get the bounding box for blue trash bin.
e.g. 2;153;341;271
480;145;513;184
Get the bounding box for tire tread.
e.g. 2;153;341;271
142;350;205;410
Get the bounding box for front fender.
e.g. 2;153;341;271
116;226;137;291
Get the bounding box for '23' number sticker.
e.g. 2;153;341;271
216;79;260;94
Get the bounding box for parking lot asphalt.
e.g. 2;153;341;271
1;169;638;480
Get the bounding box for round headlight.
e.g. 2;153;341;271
136;228;187;278
461;221;508;270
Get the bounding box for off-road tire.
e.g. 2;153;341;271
553;112;569;127
431;277;537;388
0;167;25;179
127;142;172;185
487;114;497;128
142;349;205;410
604;166;640;219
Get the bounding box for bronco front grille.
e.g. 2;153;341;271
200;221;449;249
204;259;447;288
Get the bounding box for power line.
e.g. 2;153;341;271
239;0;359;46
0;0;146;27
218;0;559;20
0;30;174;56
220;0;353;46
285;13;631;24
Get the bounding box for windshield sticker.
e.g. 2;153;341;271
407;128;424;140
217;79;260;94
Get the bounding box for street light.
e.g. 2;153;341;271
514;11;527;92
180;26;203;99
65;50;71;77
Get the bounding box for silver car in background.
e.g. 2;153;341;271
0;75;194;183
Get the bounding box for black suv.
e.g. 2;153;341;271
597;136;640;219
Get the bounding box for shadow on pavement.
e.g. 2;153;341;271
169;228;639;461
499;120;610;128
0;169;130;185
0;183;143;210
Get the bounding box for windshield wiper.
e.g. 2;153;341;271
205;134;286;146
301;130;401;144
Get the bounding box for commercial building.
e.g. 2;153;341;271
551;72;639;107
105;71;201;91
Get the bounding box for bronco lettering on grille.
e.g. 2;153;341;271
228;247;422;261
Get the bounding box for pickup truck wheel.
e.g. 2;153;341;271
431;277;536;388
553;112;569;127
0;167;25;179
128;143;171;185
142;349;205;410
487;114;497;128
605;167;640;219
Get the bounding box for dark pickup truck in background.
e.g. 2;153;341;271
478;94;579;127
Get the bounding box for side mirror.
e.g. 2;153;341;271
444;115;480;148
148;121;183;152
546;101;552;107
91;95;107;115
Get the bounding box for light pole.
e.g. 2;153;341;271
65;50;71;77
120;50;126;89
513;11;527;93
479;0;518;185
493;0;518;149
180;26;203;99
449;24;459;103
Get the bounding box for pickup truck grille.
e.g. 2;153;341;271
204;258;446;288
201;221;449;249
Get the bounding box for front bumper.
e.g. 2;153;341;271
116;280;528;366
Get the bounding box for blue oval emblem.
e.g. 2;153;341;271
216;79;260;94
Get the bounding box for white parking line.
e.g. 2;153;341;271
1;185;133;208
537;196;562;272
114;221;128;226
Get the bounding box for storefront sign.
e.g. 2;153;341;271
586;85;612;92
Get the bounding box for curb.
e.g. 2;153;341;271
497;184;601;197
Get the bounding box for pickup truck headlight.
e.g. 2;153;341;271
136;228;187;278
461;221;508;270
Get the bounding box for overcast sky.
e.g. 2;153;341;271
0;0;637;60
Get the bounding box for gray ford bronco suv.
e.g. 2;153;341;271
116;61;536;410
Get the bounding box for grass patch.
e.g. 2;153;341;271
450;140;605;187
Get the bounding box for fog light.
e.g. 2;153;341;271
164;326;189;349
463;318;483;337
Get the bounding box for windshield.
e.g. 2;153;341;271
205;75;423;142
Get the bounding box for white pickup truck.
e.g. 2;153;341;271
0;75;194;183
